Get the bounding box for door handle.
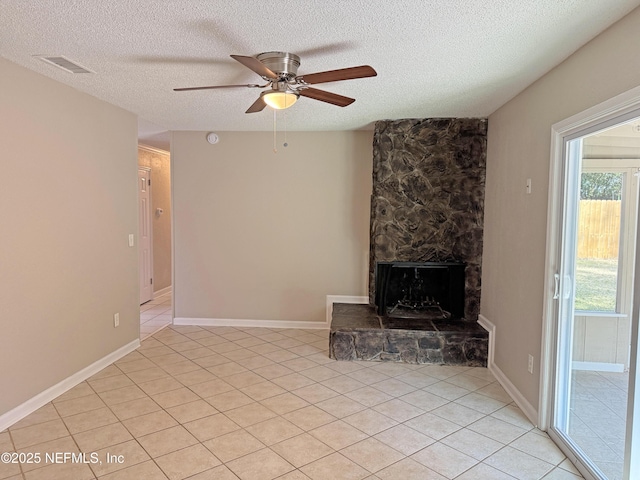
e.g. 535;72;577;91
553;273;560;300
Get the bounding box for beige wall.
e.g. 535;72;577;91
138;146;172;292
0;58;139;415
172;131;372;323
482;6;640;410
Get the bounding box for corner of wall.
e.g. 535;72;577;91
479;314;539;426
0;339;140;432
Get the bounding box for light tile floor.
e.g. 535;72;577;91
569;370;629;480
1;325;585;480
140;292;172;339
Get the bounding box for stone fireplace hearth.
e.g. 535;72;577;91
330;303;488;365
329;118;489;366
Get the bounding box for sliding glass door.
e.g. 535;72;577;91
550;117;640;480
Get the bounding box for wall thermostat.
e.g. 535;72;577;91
206;132;219;144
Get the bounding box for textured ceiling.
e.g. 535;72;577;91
1;0;640;146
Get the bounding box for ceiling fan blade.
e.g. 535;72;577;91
231;55;278;79
174;84;263;92
298;87;355;107
246;96;267;113
296;65;377;85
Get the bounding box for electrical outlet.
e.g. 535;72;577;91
114;313;120;328
526;178;532;194
528;354;534;374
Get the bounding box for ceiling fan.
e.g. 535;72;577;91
173;51;377;113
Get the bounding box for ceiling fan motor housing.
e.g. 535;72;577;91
256;52;300;79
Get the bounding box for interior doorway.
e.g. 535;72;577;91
544;108;640;480
137;144;173;338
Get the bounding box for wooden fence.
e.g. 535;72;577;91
577;200;621;259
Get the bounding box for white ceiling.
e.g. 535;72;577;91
2;1;640;149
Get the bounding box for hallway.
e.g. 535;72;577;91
140;292;172;339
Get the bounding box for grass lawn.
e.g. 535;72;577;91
574;257;618;311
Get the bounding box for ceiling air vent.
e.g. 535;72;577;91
34;55;94;74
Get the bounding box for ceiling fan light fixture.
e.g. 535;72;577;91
262;90;299;110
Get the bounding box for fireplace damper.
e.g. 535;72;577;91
374;261;465;320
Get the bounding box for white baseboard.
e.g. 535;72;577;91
326;295;369;326
477;314;495;366
175;295;369;331
0;338;140;432
173;317;329;330
153;286;172;297
478;314;539;427
572;361;624;373
490;359;539;427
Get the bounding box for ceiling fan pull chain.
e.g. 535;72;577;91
283;107;288;148
273;109;278;154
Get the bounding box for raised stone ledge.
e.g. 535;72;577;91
330;303;488;366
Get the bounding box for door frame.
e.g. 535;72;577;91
138;166;153;305
541;84;640;479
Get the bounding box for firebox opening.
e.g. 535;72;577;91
375;261;466;320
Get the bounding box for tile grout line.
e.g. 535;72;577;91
6;321;582;480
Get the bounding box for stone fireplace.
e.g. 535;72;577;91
329;118;489;366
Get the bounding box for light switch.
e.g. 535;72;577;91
129;234;134;247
